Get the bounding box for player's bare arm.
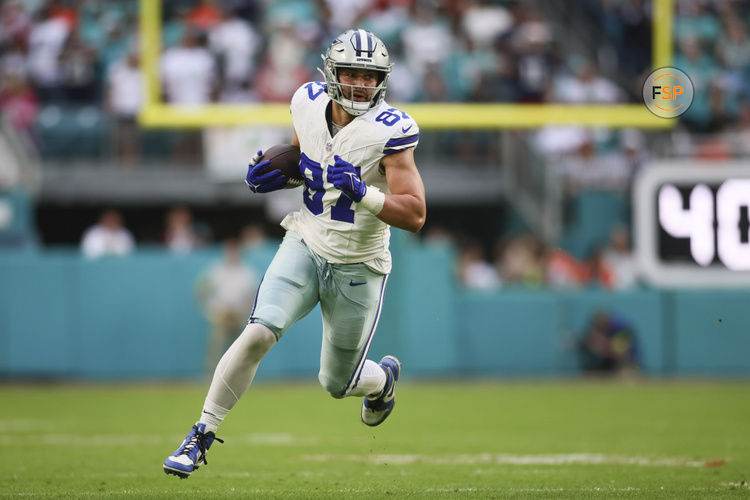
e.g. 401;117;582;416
292;125;424;232
291;128;300;147
379;148;426;233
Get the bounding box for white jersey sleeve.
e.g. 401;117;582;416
282;83;420;274
380;109;420;156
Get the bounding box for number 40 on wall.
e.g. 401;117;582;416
658;180;750;270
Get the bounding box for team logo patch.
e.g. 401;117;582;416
326;142;333;152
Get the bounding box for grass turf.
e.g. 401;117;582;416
1;380;749;498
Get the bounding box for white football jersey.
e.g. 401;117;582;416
281;81;420;274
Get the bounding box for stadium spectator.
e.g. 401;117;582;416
323;0;371;34
545;246;587;288
457;240;501;290
675;0;721;47
252;26;311;103
715;17;750;72
552;56;623;104
26;4;70;101
80;208;135;258
0;73;39;142
558;135;635;193
162;4;190;49
674;36;717;131
160;27;216;105
510;7;556;103
46;0;77;31
208;6;260;102
496;234;545;287
195;238;258;373
163;205;209;253
238;224;267;252
160;27;216;162
0;36;30;85
461;0;513;49
583;246;615;290
105;47;143;165
400;2;455;80
186;0;223;31
58;30;99;104
602;225;639;290
0;1;32;48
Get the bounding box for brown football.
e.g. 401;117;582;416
257;144;304;188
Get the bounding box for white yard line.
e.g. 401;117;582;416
3;486;739;497
302;452;711;467
0;432;314;446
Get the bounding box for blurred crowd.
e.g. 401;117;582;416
3;0;749;293
2;0;749;162
449;223;638;291
80;205;268;258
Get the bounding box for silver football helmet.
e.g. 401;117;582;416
320;29;392;116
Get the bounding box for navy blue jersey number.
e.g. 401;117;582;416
306;82;325;101
300;154;324;214
375;108;411;126
300;154;359;224
330;165;361;223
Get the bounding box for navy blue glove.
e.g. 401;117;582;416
245;150;287;193
327;155;366;202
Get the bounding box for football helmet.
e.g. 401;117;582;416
320;29;392;116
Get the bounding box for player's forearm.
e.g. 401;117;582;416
377;193;426;233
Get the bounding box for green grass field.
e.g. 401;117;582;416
1;380;749;498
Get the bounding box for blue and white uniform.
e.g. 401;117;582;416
282;81;419;275
249;81;419;396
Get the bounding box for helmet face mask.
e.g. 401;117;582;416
320;29;392;116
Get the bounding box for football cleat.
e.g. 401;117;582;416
361;355;401;426
163;423;223;479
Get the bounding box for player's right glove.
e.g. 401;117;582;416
328;155;367;202
245;150;288;193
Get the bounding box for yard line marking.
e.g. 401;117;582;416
302;453;710;467
237;433;318;445
0;419;52;431
3;487;740;497
720;482;749;489
0;432;314;446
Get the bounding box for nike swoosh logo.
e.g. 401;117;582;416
349;280;366;286
401;125;412;133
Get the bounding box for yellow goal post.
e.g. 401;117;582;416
138;0;674;130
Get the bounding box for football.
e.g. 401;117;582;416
257;144;304;188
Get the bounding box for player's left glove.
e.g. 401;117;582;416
328;155;367;202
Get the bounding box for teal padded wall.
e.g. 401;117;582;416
672;291;750;374
1;242;749;379
456;291;563;376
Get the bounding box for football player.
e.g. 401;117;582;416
164;29;426;478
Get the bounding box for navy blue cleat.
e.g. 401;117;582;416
163;423;223;479
361;355;401;426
